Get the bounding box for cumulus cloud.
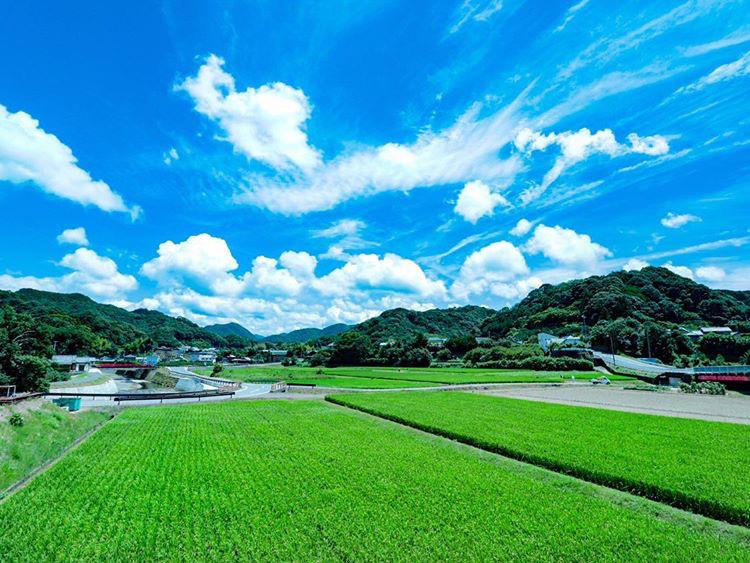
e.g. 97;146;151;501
318;253;446;299
177;54;321;171
662;262;694;279
509;218;533;237
451;241;534;299
524;224;612;266
660;212;701;228
454;180;510;223
57;227;89;247
0;248;136;300
623;258;649;271
514;127;669;204
0;104;137;217
141;233;240;294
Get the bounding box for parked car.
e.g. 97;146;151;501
591;376;611;385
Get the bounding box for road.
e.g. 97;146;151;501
592;352;692;375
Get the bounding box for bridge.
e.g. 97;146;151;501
592;352;750;384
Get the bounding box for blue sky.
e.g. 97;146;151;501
0;0;748;334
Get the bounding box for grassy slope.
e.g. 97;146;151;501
329;392;750;526
204;365;629;385
0;401;747;559
0;402;111;493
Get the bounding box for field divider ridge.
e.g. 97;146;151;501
325;394;748;528
0;409;119;504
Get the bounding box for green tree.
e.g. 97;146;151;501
327;333;372;366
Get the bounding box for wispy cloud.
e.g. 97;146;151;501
450;0;503;34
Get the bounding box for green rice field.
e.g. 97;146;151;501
329;391;750;526
0;400;747;560
200;365;628;387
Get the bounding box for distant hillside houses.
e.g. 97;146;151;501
537;333;584;353
681;326;735;340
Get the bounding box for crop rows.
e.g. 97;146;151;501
329;391;750;526
213;365;621;386
1;400;748;560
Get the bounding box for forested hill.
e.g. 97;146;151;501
204;322;262;341
0;288;229;355
480;267;750;340
350;306;496;342
264;323;350;343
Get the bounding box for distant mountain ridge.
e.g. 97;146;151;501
204;322;263;341
0;288;227;355
205;321;351;343
349;305;496;342
480;266;750;339
264;323;350;343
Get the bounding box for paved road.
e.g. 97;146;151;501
481;384;750;424
592;352;692;375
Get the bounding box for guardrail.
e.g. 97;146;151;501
114;390;235;403
44;390;235;401
694;366;750;374
0;392;43;404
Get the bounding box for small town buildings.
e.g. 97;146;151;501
427;337;447;349
537;333;584;353
51;355;99;373
682;326;735;340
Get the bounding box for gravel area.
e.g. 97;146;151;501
479;384;750;424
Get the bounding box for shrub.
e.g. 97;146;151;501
9;413;24;427
475;356;594;371
679;382;726;395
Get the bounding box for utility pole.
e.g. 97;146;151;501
609;333;617;367
645;326;652;359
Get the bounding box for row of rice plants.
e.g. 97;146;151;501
328;391;750;526
0;400;747;559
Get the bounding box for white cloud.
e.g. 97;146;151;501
676;50;750;94
141;233;240;294
555;0;590;33
662;262;694;280
177;55;321;172
236;95;524;214
163;147;179;165
623;258;649;271
318;253;446;299
0;248;136;300
312;219;365;238
452;241;533;299
454;180;510;223
57;227;89;247
524;224;612;266
509;218;533;237
515;127;669;204
682;29;750;57
695;265;726;282
660;212;701;228
450;0;504;33
0;104;137;217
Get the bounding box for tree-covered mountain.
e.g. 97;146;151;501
479;267;750;365
350;305;496;342
0;288;230;355
264;323;350;343
204;322;262;341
